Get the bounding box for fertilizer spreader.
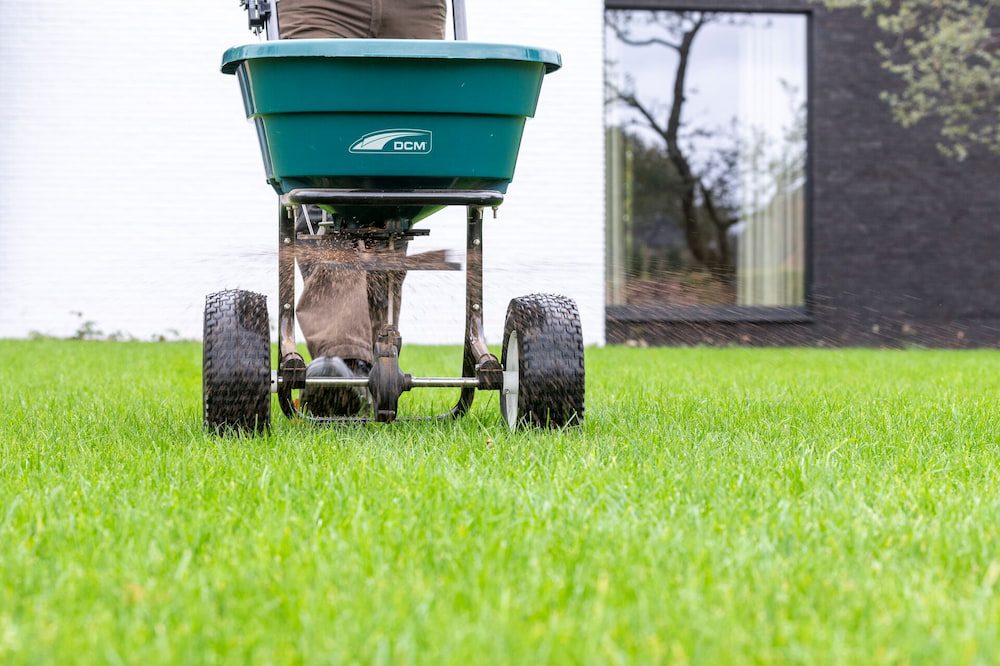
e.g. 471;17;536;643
203;1;585;432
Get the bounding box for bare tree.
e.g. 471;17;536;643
606;11;739;282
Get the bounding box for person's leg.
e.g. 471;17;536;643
278;0;375;39
377;0;447;39
295;254;375;364
292;205;374;415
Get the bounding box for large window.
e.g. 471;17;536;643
606;10;808;316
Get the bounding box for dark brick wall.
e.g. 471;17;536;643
605;0;1000;348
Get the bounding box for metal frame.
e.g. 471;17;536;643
284;188;503;208
266;1;280;39
452;0;469;40
275;190;504;424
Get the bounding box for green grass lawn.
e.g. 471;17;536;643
1;340;998;664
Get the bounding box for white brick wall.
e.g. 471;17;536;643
0;0;605;345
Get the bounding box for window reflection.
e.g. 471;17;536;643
606;11;807;309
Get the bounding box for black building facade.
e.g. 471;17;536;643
604;0;1000;348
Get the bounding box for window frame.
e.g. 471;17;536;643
604;1;815;324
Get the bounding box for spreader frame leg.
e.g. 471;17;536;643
448;206;502;419
277;203;305;418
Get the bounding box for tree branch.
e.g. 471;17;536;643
610;86;670;143
701;181;738;231
606;15;682;52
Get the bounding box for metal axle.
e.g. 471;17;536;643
303;376;480;389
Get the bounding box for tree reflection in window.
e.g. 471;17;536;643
606;11;807;309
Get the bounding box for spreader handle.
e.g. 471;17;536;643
452;0;468;40
266;0;280;40
240;0;280;40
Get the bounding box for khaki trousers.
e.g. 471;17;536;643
280;0;447;39
279;0;447;362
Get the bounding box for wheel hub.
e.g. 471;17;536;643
502;330;520;430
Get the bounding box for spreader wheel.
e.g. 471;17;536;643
203;289;271;434
501;294;585;430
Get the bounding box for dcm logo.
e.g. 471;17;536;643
349;129;433;155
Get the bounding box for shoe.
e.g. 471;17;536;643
301;356;369;417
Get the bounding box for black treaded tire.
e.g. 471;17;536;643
501;293;585;429
203;289;271;434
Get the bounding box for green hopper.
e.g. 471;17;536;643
222;39;561;221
